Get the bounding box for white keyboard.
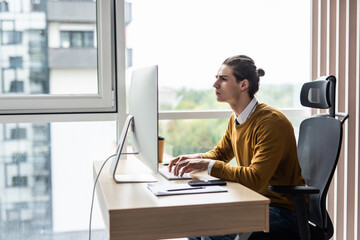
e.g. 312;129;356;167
158;168;192;180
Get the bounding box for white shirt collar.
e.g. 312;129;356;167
236;97;258;125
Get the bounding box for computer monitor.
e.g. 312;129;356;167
110;65;159;182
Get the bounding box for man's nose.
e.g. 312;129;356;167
213;79;219;88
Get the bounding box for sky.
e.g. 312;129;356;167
126;0;311;90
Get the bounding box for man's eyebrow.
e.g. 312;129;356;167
216;74;228;78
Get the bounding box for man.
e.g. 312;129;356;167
169;55;305;239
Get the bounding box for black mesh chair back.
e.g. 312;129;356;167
298;76;348;239
268;75;348;240
297;116;341;233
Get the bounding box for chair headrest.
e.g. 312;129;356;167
300;80;331;109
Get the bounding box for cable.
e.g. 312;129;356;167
89;153;117;240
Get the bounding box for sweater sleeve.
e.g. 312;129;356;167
210;117;292;192
200;115;235;163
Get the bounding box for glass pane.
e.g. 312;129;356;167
159;116;304;162
159;119;229;157
71;32;83;48
0;0;98;95
83;31;94;48
0;121;116;239
125;0;311;110
60;31;70;48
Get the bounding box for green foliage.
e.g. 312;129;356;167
160;84;299;157
160;119;228;156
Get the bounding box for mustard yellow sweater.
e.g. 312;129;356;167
201;103;305;210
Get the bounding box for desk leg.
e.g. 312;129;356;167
235;232;251;240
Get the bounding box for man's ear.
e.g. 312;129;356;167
240;79;249;90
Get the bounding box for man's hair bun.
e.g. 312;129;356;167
257;68;265;77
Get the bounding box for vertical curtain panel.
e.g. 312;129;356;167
311;0;359;239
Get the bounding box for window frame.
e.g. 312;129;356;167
0;0;119;116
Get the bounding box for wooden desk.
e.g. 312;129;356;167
94;157;269;240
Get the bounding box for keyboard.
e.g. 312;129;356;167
158;167;192;180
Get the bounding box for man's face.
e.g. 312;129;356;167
213;65;243;104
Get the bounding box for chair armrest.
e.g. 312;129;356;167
269;185;319;195
268;185;320;240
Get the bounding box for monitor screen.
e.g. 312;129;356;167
110;65;158;182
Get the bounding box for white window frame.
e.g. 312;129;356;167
0;0;117;116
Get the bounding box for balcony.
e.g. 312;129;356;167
47;1;96;23
48;48;96;69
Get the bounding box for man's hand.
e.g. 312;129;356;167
168;154;210;176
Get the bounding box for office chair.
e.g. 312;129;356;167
268;75;349;240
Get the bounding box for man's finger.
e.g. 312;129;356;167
168;156;180;171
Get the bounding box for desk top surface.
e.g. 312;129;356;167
94;157;269;211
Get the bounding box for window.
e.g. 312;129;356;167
125;0;310;111
12;152;28;163
1;31;23;45
31;0;44;12
29;68;48;93
9;80;24;93
0;121;117;240
0;121;116;239
125;0;311;156
0;0;9;12
32;123;49;141
9;56;23;68
10;127;27;140
0;1;312;240
33;175;49;195
159;118;229;157
0;1;120;239
1;68;28;94
5;162;29;187
0;0;44;13
3;124;29;141
12;176;28;187
0;0;118;115
60;31;95;48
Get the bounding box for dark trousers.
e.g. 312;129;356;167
188;205;298;240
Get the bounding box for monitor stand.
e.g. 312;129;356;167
110;115;157;183
113;174;157;183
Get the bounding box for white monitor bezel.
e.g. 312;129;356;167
109;65;159;183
